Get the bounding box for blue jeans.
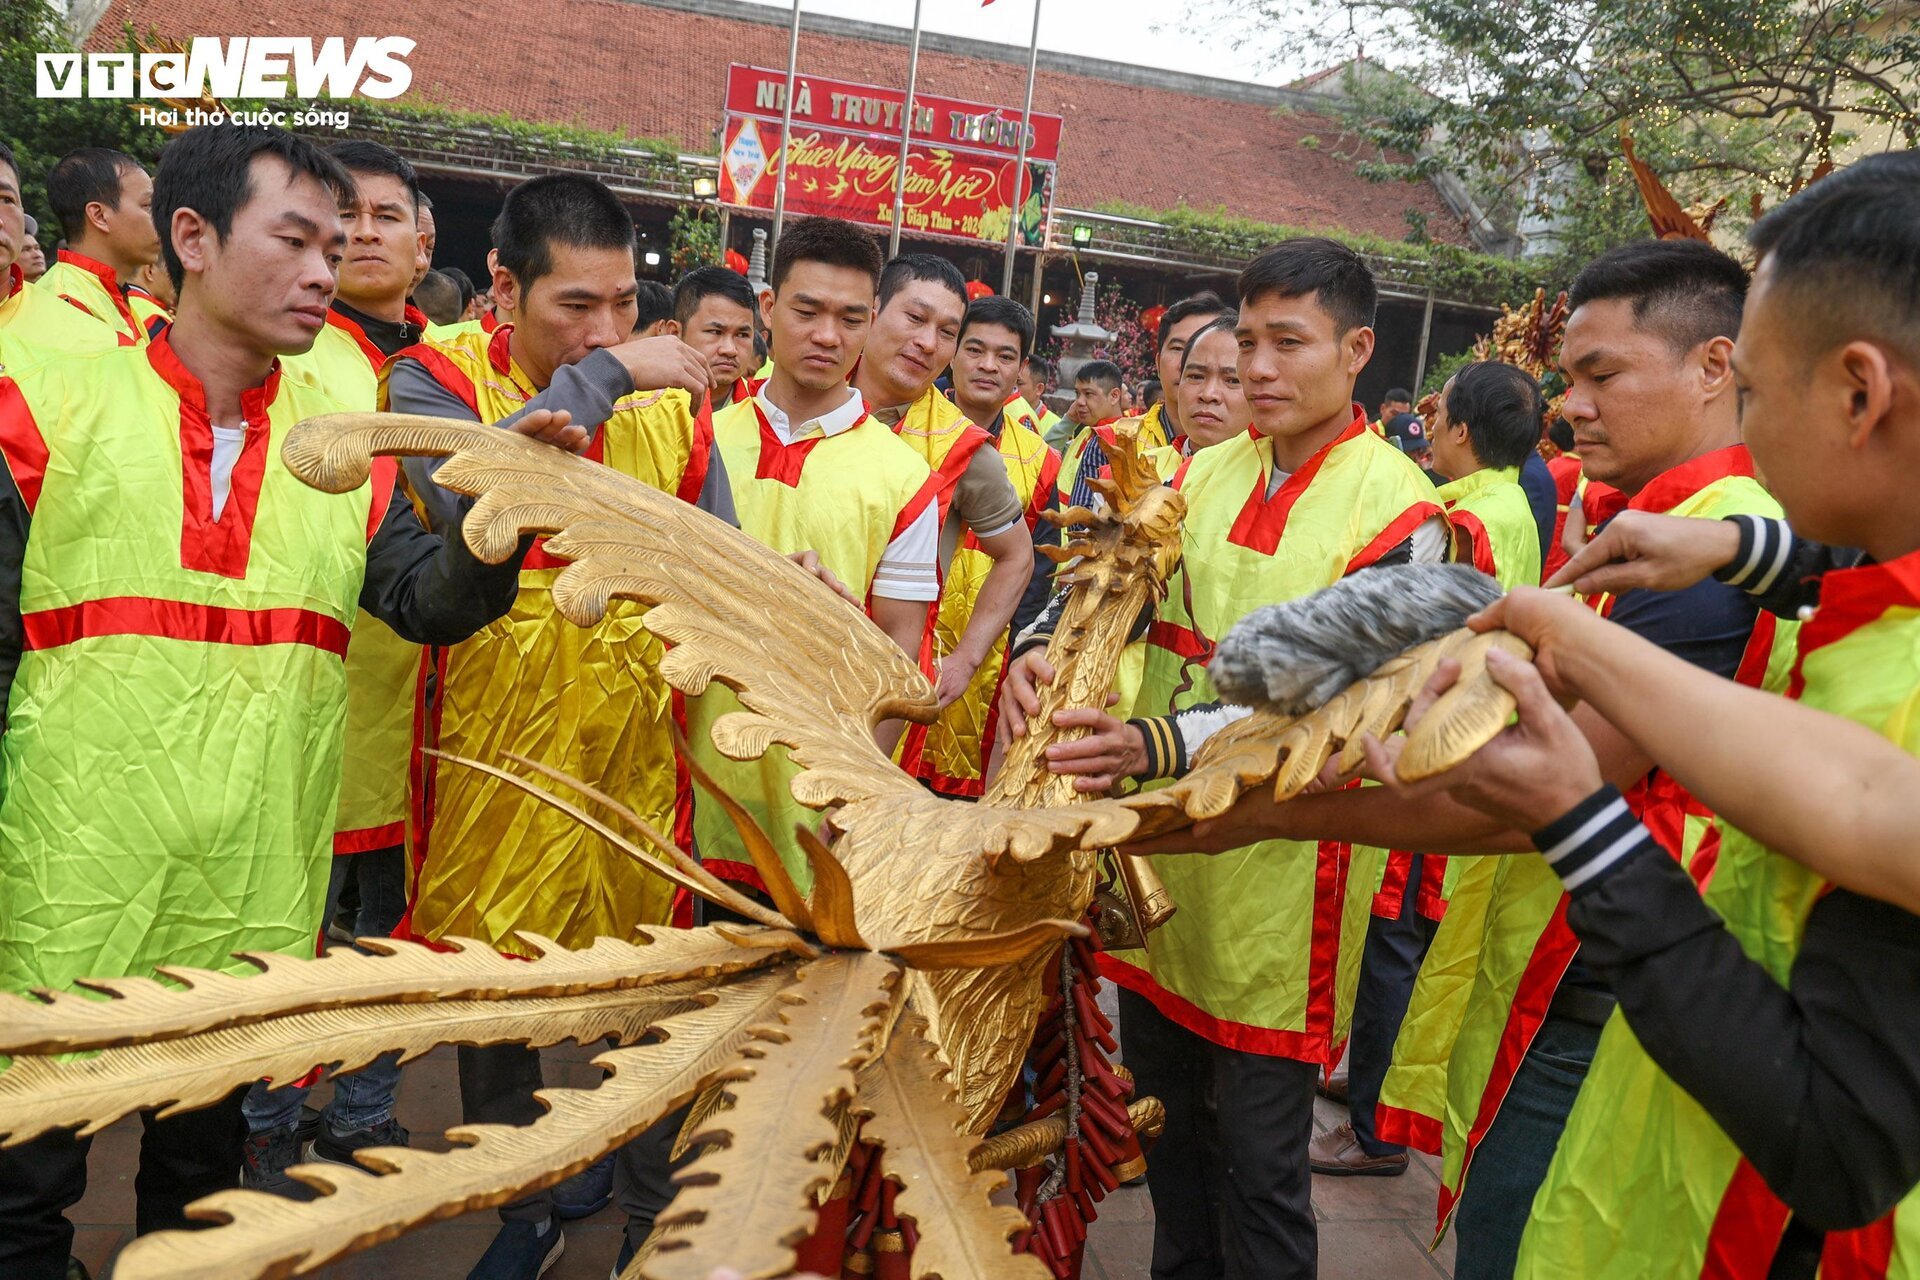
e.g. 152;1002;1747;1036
1451;1011;1602;1280
243;847;407;1135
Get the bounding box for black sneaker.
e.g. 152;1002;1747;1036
467;1218;565;1280
294;1103;324;1146
309;1114;410;1168
608;1234;635;1280
240;1123;310;1197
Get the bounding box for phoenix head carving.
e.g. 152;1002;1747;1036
0;414;1528;1279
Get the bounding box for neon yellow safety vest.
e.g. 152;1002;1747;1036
126;287;170;342
1057;411;1172;507
1519;549;1920;1279
0;267;122;377
0;334;389;992
284;306;433;855
1374;446;1797;1232
1097;408;1445;1063
883;385;990;688
1334;464;1545;1053
1375;467;1542;912
1139;401;1173;451
389;323;705;950
423;310;502;344
898;396;1060;796
689;388;936;895
1107;440;1198;723
38;250;146;347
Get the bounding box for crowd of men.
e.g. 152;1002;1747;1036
0;121;1914;1280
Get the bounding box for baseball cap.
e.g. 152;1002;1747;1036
1384;412;1428;451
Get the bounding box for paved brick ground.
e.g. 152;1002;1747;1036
70;1042;1453;1279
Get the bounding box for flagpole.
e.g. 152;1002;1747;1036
771;0;803;251
1000;0;1042;294
888;0;924;258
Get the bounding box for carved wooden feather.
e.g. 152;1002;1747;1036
283;414;1163;868
859;1014;1049;1280
110;969;800;1280
645;952;904;1280
0;928;795;1055
283;415;934;811
1104;627;1534;841
0;981;708;1142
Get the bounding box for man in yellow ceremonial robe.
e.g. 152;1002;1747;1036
388;173;714;1277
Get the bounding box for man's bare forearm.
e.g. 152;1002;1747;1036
953;538;1032;669
1279;786;1530;853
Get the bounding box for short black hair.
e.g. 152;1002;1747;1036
1548;417;1576;453
1023;353;1052;384
674;265;756;326
1157;291;1231;352
1075;359;1123;392
1445;361;1545;469
442;265;475;311
879;252;966;311
1748;150;1920;366
48;147;144;242
770;216;882;293
0;140;19;187
634;279;673;330
1568;239;1748;353
1383;387;1413;405
1237;237;1376;333
327;139;421;214
1179;314;1239;372
411;269;462;325
491;174;635;291
1142;378;1164;407
960;296;1035;357
152;125;354;292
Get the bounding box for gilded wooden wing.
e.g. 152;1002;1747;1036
285;413;935;812
1103;626;1534;842
0;822;1081;1280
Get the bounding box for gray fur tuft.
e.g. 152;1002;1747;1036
1210;564;1504;714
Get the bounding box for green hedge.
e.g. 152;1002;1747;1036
1096;202;1558;309
356;100;683;161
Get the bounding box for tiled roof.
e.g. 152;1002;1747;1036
90;0;1469;245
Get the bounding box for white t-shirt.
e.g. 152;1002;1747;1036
211;424;247;520
754;387;940;603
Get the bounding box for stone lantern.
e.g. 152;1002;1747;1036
746;227;770;295
1048;271;1115;416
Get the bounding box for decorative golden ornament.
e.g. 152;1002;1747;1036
0;413;1531;1279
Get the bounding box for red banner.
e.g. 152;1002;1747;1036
724;64;1062;161
720;64;1058;247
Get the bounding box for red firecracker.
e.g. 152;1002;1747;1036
799;903;1151;1280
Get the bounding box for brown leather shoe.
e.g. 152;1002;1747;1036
1309;1121;1409;1177
1316;1070;1350;1106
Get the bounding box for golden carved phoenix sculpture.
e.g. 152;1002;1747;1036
0;416;1528;1279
